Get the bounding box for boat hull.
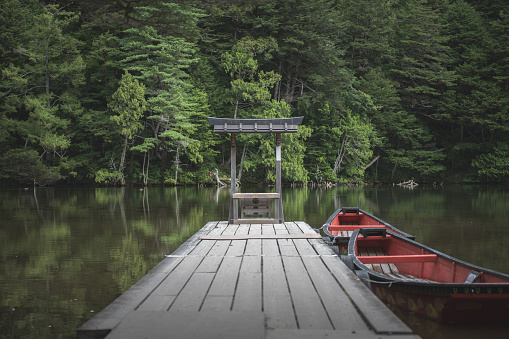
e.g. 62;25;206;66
371;283;509;323
343;227;509;323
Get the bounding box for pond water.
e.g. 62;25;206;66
1;185;508;338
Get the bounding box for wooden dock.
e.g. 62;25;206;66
78;221;420;339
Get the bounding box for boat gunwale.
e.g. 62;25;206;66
322;207;415;240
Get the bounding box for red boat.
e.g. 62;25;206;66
322;207;415;245
342;227;509;323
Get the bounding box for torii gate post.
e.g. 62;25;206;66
230;133;236;220
208;117;304;224
275;132;282;221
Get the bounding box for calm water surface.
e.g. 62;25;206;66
1;185;508;338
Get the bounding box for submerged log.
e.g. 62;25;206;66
213;169;240;187
214;169;227;187
397;179;418;186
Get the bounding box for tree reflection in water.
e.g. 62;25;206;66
0;185;508;338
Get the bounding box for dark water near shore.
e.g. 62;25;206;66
1;185;508;338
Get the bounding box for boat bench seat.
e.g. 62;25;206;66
329;225;385;237
359;247;399;275
358;254;438;264
385;273;437;283
359;247;438;282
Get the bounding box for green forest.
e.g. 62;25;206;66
1;0;508;186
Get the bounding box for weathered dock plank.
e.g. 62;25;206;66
169;272;215;311
263;254;298;329
233;271;262;311
77;220;420;339
301;255;369;331
105;310;266;339
282;255;333;330
204;255;242;298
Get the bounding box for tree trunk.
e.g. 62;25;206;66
333;137;348;174
364;155;380;170
390;163;398;182
118;134;128;185
234;96;239;118
160;148;167;185
142;152;147;185
174;146;180;185
142;151;150;186
153;114;164;160
145;153;149;186
238;144;248;183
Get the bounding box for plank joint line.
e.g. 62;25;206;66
200;233;322;240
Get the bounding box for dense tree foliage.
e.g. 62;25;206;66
1;0;508;185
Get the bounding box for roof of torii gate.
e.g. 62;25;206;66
207;117;304;133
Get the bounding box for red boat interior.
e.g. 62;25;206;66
328;210;384;237
354;234;508;284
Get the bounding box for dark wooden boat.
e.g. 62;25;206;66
342;227;509;323
322;207;415;245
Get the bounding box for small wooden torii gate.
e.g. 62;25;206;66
208;117;304;224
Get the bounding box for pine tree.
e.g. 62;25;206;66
221;37;280;118
392;0;456;121
237;0;354;107
0;3;85;184
119;3;204;184
107;71;147;185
